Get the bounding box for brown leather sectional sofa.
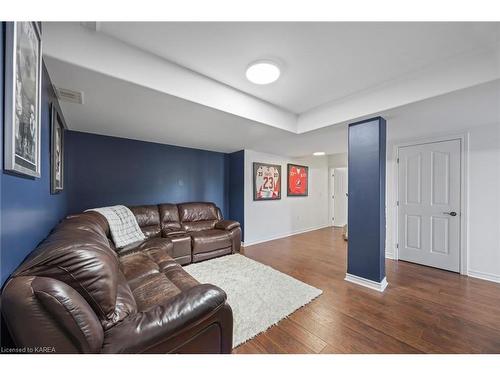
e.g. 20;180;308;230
129;202;241;264
1;202;240;353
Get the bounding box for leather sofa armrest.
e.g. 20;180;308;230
2;276;104;353
215;220;240;231
101;284;232;353
164;229;188;237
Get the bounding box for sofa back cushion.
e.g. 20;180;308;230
159;204;182;234
129;205;161;238
64;211;111;242
13;212;137;327
177;202;220;232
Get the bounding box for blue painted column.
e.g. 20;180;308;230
228;150;245;241
346;117;387;291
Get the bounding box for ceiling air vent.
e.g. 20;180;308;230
54;86;84;105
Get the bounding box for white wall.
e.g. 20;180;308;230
244;150;330;245
384;80;500;282
467;123;500;280
244;81;500;283
386;123;500;278
328;152;348;168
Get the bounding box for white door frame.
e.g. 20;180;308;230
329;168;335;227
391;132;469;275
329;167;348;227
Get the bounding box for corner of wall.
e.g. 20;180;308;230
243;149;331;245
1;33;70;285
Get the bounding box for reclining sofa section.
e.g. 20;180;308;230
129;202;241;264
1;202;239;353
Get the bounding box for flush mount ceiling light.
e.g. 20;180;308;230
246;60;281;85
313;152;326;156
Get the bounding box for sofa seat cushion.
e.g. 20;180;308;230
119;238;179;278
190;229;232;254
119;248;198;312
120;252;162;281
128;267;199;312
117;238;174;267
129;273;181;312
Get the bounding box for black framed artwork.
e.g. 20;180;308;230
253;162;281;201
4;22;43;178
287;164;309;197
50;103;65;194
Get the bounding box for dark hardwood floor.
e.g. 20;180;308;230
233;227;500;354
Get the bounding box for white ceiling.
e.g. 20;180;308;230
42;22;500;156
268;79;500;157
99;22;500;113
44;57;291;153
45;57;499;157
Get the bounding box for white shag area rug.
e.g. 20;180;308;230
184;254;322;347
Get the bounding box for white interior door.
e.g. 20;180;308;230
330;169;335;226
333;168;348;227
398;139;461;272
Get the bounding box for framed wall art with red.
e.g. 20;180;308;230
287;164;308;197
253;162;281;201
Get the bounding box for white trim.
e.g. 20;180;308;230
345;273;388;292
330;167;348;227
329;167;335;227
467;270;500;284
391;131;469;275
242;224;331;247
385;251;395;260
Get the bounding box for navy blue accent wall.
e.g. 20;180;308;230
1;25;69;285
66;131;230;218
0;23;4;285
347;117;386;282
228;150;244;240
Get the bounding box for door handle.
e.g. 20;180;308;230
443;211;457;216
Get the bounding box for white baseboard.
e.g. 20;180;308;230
467;269;500;284
345;273;388;292
243;224;331;247
385;252;395;260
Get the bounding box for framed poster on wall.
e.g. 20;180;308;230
287;164;309;196
253;162;281;201
4;22;43;178
50;103;66;194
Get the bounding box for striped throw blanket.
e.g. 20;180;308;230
87;205;145;248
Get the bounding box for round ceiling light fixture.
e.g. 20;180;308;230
246;60;281;85
313;152;326;156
